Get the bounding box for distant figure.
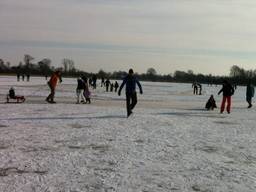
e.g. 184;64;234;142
198;84;202;95
110;83;114;92
101;77;105;87
22;74;25;81
105;79;111;92
82;76;91;104
46;70;62;103
7;87;25;103
17;73;20;82
218;80;234;114
26;74;30;82
205;95;217;110
118;69;143;117
192;82;198;95
76;76;86;104
114;81;119;92
92;74;97;89
89;78;93;87
246;80;254;108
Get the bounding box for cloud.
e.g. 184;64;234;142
1;0;256;74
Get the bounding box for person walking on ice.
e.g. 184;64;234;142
46;70;62;103
118;68;143;117
218;80;234;113
246;80;254;108
76;76;86;104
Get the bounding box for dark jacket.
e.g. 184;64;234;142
246;84;255;98
119;75;143;94
218;83;234;96
77;78;85;90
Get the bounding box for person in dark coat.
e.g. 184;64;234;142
218;80;234;113
246;80;254;108
192;82;198;95
114;81;119;92
105;79;111;92
205;95;217;110
76;76;86;104
110;83;114;92
118;69;143;117
92;74;97;89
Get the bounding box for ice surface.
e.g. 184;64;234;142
0;76;256;192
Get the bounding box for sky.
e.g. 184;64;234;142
1;0;256;75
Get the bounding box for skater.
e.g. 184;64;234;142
89;78;93;87
17;73;20;82
26;74;30;82
46;70;62;103
114;81;119;92
92;74;97;89
205;95;217;110
82;76;91;104
101;77;105;87
246;80;254;108
76;76;86;104
105;79;111;92
198;83;202;95
192;82;198;95
118;68;143;117
110;83;114;92
218;80;234;113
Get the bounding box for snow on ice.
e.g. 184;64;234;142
0;76;256;192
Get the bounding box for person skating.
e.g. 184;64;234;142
118;69;143;117
246;80;254;108
192;82;198;95
46;70;62;103
110;83;114;92
198;83;202;95
101;77;105;87
218;80;234;113
76;76;86;104
105;79;111;92
114;81;119;92
82;76;91;104
205;95;217;110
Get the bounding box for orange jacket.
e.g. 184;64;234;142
49;73;61;88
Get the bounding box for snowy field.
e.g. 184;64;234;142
0;76;256;192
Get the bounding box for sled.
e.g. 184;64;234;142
6;95;26;103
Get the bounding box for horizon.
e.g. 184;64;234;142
1;0;256;76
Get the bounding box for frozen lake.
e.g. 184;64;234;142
0;76;256;192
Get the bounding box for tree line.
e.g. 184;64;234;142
0;55;255;85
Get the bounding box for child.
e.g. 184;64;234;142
7;87;25;103
82;76;91;104
205;95;217;110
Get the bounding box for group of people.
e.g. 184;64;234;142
44;68;143;117
104;79;119;92
9;68;255;117
205;80;255;113
17;73;30;82
192;82;202;95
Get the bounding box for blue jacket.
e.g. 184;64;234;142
119;75;143;94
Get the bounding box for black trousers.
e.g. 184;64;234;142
46;82;55;102
126;92;137;116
